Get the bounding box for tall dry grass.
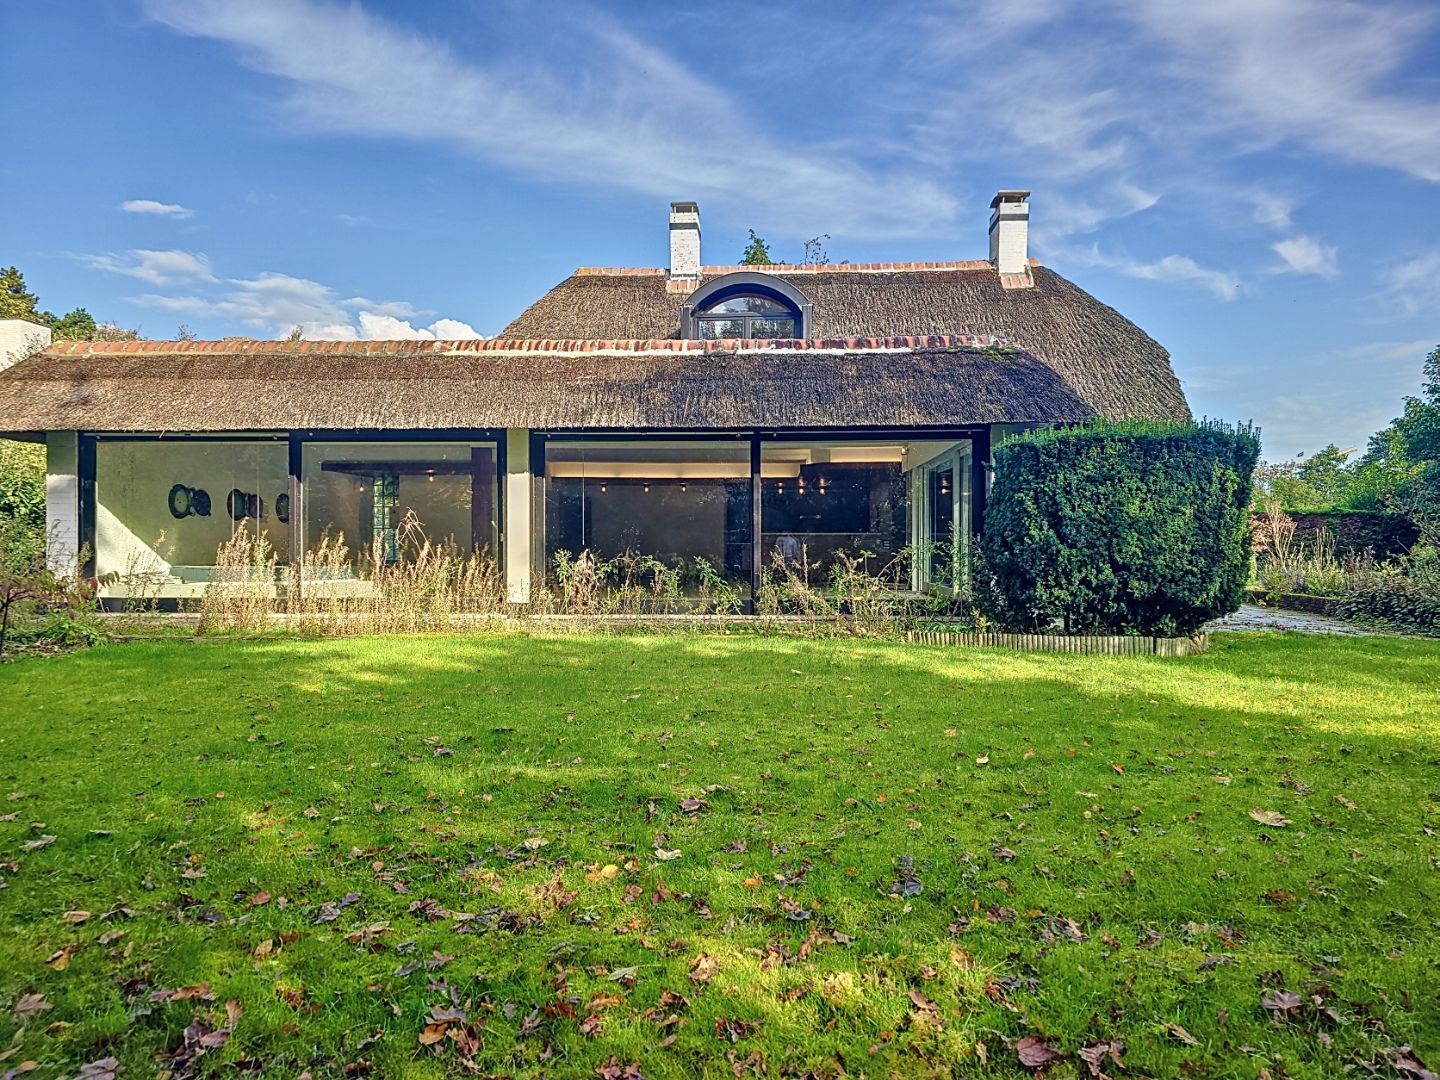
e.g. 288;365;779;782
194;515;969;638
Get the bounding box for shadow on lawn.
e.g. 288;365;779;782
4;631;1439;1077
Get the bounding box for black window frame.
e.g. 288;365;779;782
679;271;813;340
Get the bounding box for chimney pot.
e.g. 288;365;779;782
988;190;1030;275
669;201;701;279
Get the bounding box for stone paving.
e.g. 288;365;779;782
1206;603;1376;635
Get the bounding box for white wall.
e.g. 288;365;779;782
45;432;79;576
0;319;51;371
505;429;531;602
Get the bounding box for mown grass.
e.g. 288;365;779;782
1;632;1437;1079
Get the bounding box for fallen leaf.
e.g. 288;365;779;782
62;910;91;924
1079;1039;1126;1078
689;953;719;985
1384;1045;1437;1080
12;993;51;1020
1249;809;1292;828
22;835;55;852
1015;1035;1062;1069
76;1058;121;1080
654;848;682;861
1262;989;1303;1020
45;946;77;971
1166;1022;1200;1046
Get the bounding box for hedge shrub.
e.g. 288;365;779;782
980;419;1260;636
1335;549;1440;636
0;439;45;571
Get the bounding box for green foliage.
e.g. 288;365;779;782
739;229;773;266
0;440;45;571
981;419;1260;635
0;266;43;323
1336;545;1440;636
47;307;97;340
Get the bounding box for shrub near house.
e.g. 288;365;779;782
981;420;1259;636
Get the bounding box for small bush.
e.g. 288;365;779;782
0;440;45;570
1336;547;1440;636
981;419;1260;636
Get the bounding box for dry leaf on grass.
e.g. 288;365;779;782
1249;809;1292;828
1015;1035;1062;1068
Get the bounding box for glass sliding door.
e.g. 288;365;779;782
760;438;973;594
300;441;498;579
759;441;909;584
94;437;290;600
913;443;973;592
542;440;751;593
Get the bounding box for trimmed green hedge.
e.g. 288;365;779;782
980;420;1260;636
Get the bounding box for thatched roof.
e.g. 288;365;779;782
502;262;1188;421
0;335;1095;434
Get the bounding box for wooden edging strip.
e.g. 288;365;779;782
903;631;1209;656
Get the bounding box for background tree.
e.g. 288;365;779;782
48;308;98;341
740;230;773;266
802;234;831;265
0;265;121;340
0;267;44;323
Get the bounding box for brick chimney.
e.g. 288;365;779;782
669;201;701;280
988;190;1030;275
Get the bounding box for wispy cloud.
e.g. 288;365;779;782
1073;246;1241;301
1381;252;1440;318
120;198;194;219
1124;0;1440;184
82;249;215;285
121;262;481;340
141;0;951;239
1248;191;1296;231
1272;235;1339;278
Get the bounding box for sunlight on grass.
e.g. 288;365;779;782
0;632;1437;1077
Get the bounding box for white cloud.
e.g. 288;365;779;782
1121;254;1241;301
1123;0;1440;184
142;0;952;239
122;260;483;340
1272;235;1338;278
355;311;483;340
1382;252;1440;318
1074;246;1241;301
83;249;216;285
120;199;194;218
1249;191;1296;230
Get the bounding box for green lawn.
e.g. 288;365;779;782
1;632;1437;1079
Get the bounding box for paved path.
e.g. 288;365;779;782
1206;604;1375;635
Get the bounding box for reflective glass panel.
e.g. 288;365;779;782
95;438;289;600
703;294;791;314
544;440;751;591
301;442;498;569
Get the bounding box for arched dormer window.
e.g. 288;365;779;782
679;271;812;340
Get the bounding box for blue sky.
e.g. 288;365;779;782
3;0;1438;458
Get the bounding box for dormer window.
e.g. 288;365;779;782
679;271;812;340
695;293;799;339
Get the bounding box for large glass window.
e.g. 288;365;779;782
301;442;498;570
761;439;972;592
95;438;289;600
543;440;751;592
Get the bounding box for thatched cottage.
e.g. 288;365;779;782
0;191;1188;607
